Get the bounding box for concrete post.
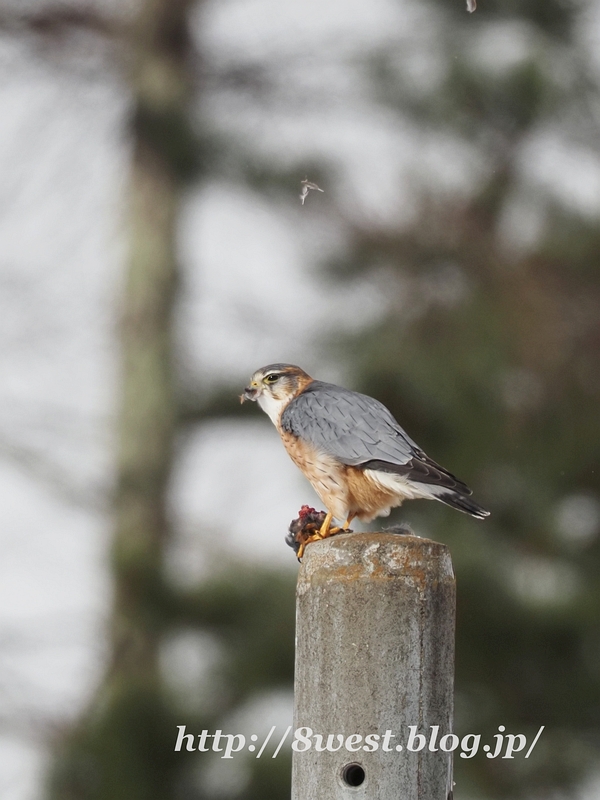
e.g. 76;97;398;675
292;532;456;800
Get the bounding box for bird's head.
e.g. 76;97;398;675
241;364;313;422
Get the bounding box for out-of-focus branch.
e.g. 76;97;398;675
0;437;107;512
0;6;121;40
178;385;263;425
0;4;127;77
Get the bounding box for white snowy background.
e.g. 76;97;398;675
1;0;600;797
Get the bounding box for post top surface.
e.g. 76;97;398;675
297;531;455;591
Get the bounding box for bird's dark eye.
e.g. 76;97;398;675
265;374;279;383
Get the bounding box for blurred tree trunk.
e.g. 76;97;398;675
110;0;190;693
49;1;198;798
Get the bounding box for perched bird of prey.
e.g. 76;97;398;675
242;364;489;555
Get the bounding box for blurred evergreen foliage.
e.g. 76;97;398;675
49;565;295;800
322;0;600;796
44;0;600;798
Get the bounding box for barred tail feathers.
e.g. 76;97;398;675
434;491;490;519
360;457;490;520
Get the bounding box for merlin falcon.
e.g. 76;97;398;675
242;364;489;554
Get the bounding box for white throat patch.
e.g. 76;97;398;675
257;391;288;426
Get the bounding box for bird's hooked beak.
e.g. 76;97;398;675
240;380;261;404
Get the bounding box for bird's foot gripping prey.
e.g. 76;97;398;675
241;364;489;559
286;505;353;560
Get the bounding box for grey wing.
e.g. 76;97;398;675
280;381;416;465
280;381;473;495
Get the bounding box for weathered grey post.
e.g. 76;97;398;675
292;532;456;800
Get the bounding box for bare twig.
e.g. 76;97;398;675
0;6;121;40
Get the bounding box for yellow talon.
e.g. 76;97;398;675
318;511;333;538
343;513;356;531
297;511;350;560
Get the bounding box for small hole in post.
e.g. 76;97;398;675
341;763;366;787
